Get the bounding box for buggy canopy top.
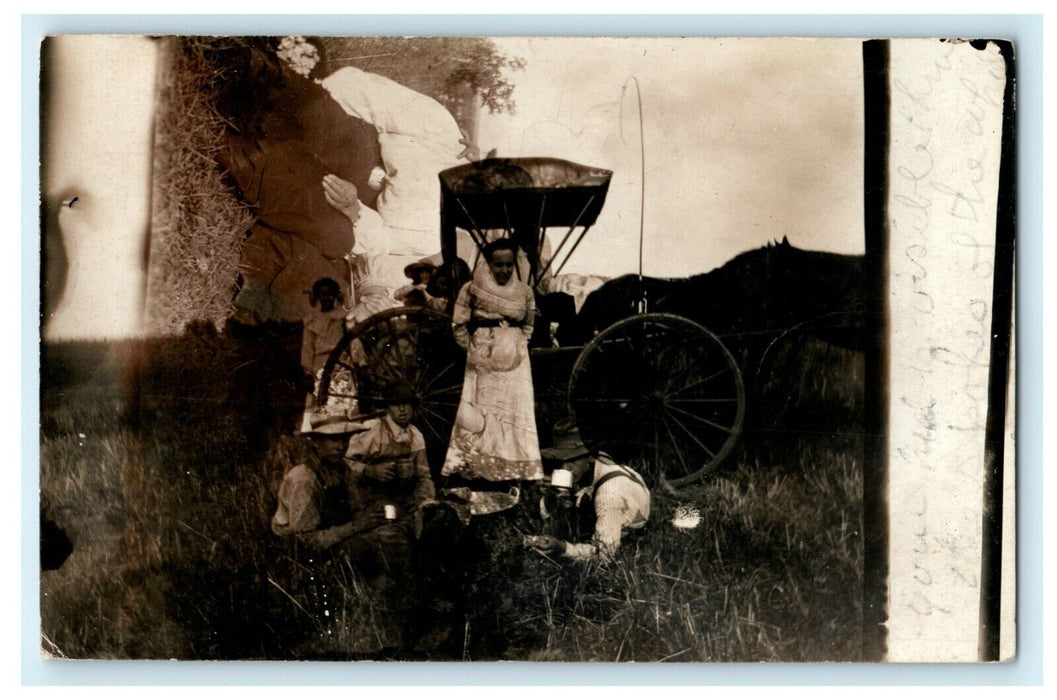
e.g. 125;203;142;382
439;157;613;229
439;157;613;289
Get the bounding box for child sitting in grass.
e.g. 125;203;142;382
271;414;365;550
342;381;439;651
344;381;435;540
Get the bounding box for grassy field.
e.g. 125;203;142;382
42;35;865;662
39;325;863;661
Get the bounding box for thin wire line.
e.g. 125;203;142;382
621;77;647;313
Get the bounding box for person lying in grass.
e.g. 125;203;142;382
529;424;651;561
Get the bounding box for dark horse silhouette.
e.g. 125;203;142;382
566;238;870;386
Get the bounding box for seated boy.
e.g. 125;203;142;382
343;381;435;547
342;381;437;649
272;414;366;550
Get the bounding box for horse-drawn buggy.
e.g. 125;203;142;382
318;157;749;491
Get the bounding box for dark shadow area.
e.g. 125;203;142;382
40;38;69;327
40;323;309;658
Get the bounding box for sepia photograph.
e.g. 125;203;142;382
37;33;1013;663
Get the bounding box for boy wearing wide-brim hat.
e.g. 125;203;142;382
272;414;368;550
342;381;438;651
530;420;651;561
343;381;435;539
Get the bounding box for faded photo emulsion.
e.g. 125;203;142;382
38;35;1013;662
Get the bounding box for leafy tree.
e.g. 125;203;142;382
309;37;525;119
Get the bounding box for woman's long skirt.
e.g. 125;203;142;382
442;345;543;482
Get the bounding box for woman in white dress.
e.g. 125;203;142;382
442;239;543;482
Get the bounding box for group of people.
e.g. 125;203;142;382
298;257;437;407
220;40;657;655
273;235;654;654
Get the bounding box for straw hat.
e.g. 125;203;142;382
300;413;368;437
403;261;436;280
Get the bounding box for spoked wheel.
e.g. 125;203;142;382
750;312;865;438
318;307;465;458
568;313;745;489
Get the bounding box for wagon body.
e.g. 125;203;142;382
319;158;745;489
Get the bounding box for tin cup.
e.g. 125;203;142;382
384;504;397;520
550;469;573;490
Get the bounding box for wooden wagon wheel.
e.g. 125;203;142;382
568;313;745;489
318;307;465;465
749;311;865;438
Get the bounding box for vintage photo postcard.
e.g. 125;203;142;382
37;35;1014;662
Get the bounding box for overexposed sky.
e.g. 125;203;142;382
477;37;865;278
42;36;157;340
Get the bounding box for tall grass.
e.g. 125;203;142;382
41;325;305;659
146;38;254;335
40;343;128;657
40;328;863;661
